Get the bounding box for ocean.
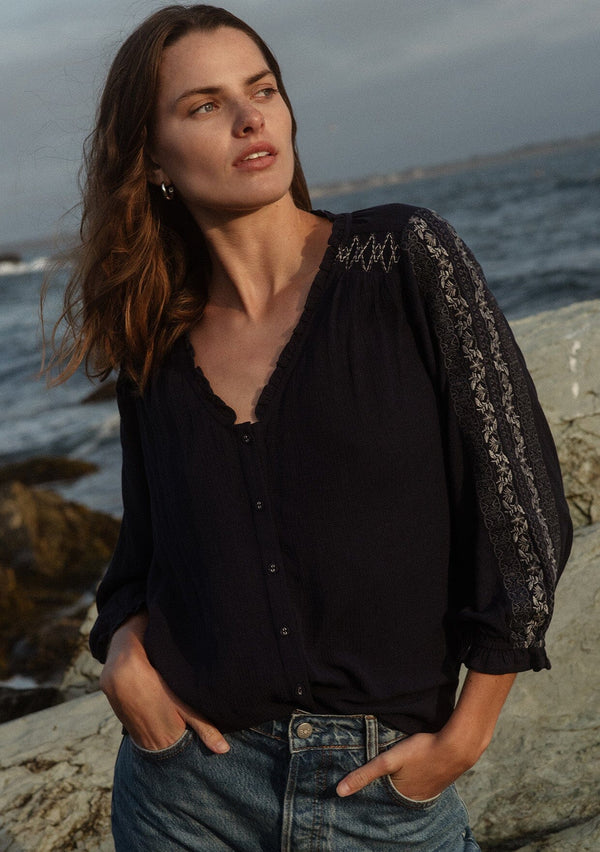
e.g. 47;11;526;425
1;140;599;518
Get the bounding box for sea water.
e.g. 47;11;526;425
1;141;599;517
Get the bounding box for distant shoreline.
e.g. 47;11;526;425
4;130;598;253
309;131;600;200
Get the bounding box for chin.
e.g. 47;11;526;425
185;174;295;223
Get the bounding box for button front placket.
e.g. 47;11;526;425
235;421;312;705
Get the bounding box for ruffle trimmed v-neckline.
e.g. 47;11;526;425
182;210;349;426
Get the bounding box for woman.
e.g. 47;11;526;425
46;5;572;850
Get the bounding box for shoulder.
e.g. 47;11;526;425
337;204;462;257
344;203;421;234
332;204;465;278
331;204;416;274
341;204;454;238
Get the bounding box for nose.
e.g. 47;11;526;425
232;101;265;137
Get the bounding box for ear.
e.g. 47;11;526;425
145;150;171;187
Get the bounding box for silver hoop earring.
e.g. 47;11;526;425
161;182;175;201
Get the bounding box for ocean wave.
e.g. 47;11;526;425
69;412;121;458
0;674;40;690
0;257;51;277
0;256;51;277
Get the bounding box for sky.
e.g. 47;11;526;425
2;0;600;246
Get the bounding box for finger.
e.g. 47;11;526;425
336;753;394;797
185;715;230;754
160;679;230;755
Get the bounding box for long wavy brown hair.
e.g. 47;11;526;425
43;4;311;392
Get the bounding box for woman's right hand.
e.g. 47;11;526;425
99;612;230;753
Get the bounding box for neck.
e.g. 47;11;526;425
193;194;325;319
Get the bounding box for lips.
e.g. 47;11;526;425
244;151;270;161
233;142;277;167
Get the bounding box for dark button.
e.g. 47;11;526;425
241;432;252;444
279;626;289;636
267;563;279;575
255;500;264;510
295;684;304;697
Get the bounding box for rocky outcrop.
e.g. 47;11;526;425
0;482;119;687
0;299;598;851
0;692;120;852
511;299;600;528
456;520;600;851
0;685;63;725
512;816;600;852
0;457;98;487
59;604;104;701
0;603;103;723
453;301;600;851
81;380;117;405
0;252;21;264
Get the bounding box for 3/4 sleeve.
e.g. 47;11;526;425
401;208;572;673
88;376;152;663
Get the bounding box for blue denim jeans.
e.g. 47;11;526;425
112;711;480;851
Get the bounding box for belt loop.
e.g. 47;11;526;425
365;715;378;762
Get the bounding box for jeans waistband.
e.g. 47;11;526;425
250;711;407;757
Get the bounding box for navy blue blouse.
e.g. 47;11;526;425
89;205;572;735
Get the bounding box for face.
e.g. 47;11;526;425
148;27;295;222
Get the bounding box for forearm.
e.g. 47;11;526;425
440;669;516;767
100;610;150;696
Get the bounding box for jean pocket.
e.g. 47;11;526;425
128;727;193;761
381;774;445;810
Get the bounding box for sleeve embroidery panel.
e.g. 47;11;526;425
403;211;561;650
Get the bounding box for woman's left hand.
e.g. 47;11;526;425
336;670;517;799
336;728;477;800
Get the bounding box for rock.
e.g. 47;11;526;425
512;814;600;852
0;252;21;264
442;295;600;850
0;691;120;852
7;599;92;683
0;456;98;487
456;521;600;850
81;381;118;404
511;299;600;528
0;685;63;725
59;603;104;701
0;602;101;724
0;482;119;680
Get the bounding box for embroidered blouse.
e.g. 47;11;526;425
89;204;572;735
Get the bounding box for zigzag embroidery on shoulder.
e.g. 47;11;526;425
335;232;401;273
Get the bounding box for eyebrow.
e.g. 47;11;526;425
175;69;274;104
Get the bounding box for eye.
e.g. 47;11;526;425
191;101;216;115
256;87;279;99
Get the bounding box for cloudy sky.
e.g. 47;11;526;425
2;0;599;245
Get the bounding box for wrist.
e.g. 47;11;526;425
103;612;149;674
436;718;492;771
107;611;148;653
443;669;516;766
100;625;152;701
